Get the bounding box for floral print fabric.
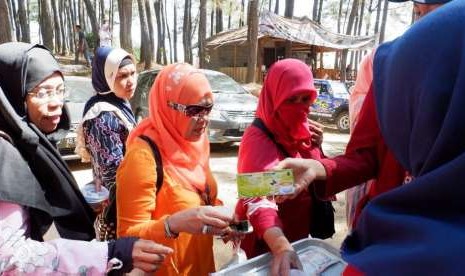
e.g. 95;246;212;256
0;202;107;275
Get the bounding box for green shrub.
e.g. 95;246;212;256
85;32;97;50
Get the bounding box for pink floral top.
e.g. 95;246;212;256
0;201;108;275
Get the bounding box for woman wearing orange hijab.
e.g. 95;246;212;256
116;63;235;275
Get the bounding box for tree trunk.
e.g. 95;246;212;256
10;0;21;42
58;0;68;54
239;0;245;27
284;0;294;58
163;0;172;63
199;0;207;68
40;0;55;51
66;0;76;54
227;1;232;29
137;0;151;69
51;0;62;53
118;0;133;52
334;0;344;69
100;0;105;20
246;0;258;83
215;1;223;33
154;0;163;64
145;0;155;64
17;0;30;42
340;0;359;82
83;0;99;47
379;0;389;43
374;0;382;36
173;0;178;62
312;0;318;21
7;0;16;40
183;0;192;63
110;0;115;38
210;2;214;37
0;0;12;43
317;0;324;23
274;0;279;14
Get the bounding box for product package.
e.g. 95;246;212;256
236;169;295;198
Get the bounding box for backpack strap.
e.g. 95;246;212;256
139;135;164;195
252;118;290;157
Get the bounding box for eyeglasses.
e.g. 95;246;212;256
168;101;213;118
28;87;68;103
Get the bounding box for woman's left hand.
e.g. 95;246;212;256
270;250;303;276
308;119;324;147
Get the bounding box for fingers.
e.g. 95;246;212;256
136;240;173;255
132;261;161;274
288;251;303;271
200;207;233;228
273;157;293;170
132;241;173;273
308;119;324;132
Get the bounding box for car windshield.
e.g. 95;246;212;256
66;79;94;103
205;73;247;94
329;81;349;98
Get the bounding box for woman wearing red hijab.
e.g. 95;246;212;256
235;59;325;275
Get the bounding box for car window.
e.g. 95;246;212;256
65;79;94;103
205;73;247;94
328;81;349;98
315;82;329;96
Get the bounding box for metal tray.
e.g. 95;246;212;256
211;238;346;276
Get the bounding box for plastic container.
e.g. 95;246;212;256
80;181;109;210
211;238;347;276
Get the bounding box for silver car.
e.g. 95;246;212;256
57;76;94;160
131;69;258;144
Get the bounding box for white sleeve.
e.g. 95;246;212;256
0;201;108;275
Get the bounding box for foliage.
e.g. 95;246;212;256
85;32;97;50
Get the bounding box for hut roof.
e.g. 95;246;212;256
206;11;376;51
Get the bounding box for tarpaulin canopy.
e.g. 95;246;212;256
206;11;376;51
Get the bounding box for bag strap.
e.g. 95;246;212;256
139;135;164;195
252;118;327;201
252;118;290;157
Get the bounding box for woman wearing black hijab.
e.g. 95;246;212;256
0;42;172;274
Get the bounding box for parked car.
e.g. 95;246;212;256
56;76;94;160
310;79;350;133
131;69;258;144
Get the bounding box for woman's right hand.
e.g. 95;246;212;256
131;239;173;273
168;206;233;236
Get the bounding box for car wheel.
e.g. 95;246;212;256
336;111;350;133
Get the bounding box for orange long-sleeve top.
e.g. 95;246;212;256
116;138;220;276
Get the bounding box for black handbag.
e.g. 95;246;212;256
251;118;335;239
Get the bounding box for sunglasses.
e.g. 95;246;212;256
168;101;214;118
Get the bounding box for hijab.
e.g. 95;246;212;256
238;59;317;175
0;42;95;240
342;1;465;274
126;63;212;192
83;46;135;124
256;59;317;155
